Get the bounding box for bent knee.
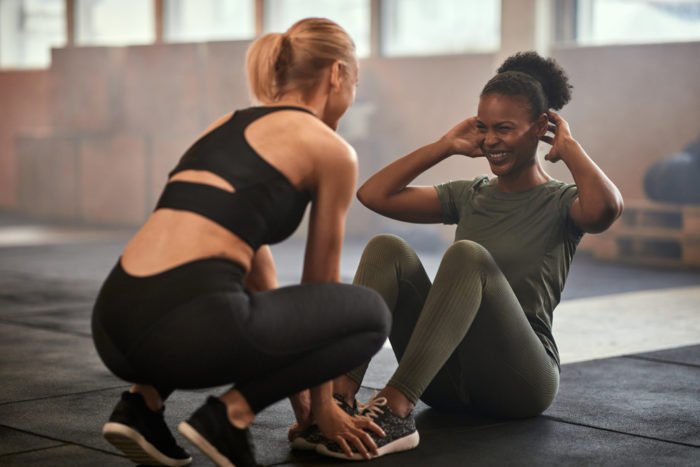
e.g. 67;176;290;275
443;240;495;269
355;285;392;337
362;234;415;263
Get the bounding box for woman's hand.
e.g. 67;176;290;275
540;110;624;233
290;390;312;424
315;401;385;460
287;390;312;441
440;117;484;157
287;421;312;442
540;110;576;163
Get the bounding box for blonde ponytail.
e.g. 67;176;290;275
246;18;357;104
246;33;286;104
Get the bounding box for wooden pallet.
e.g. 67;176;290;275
592;200;700;268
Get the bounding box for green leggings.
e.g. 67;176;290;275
348;234;559;418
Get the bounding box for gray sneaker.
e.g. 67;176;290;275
289;394;358;451
315;396;419;461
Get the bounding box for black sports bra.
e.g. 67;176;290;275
155;106;312;250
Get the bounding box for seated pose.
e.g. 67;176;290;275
92;18;390;467
302;51;623;460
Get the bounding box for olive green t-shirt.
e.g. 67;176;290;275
435;176;583;366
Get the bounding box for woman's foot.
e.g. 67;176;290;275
316;395;419;461
178;396;260;467
102;391;192;466
289;393;359;451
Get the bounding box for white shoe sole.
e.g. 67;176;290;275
178;421;235;467
315;431;420;461
289;436;319;451
103;422;192;466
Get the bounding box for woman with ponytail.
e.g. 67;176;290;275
92;18;389;466
308;52;623;460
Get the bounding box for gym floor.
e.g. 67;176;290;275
0;215;698;466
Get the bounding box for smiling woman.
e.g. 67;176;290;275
475;52;571;192
312;51;624;461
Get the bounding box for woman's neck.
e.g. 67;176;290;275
273;88;327;118
496;162;552;193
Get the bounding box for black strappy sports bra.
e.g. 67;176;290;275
155;106;312;250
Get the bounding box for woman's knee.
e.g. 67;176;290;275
355;285;392;337
442;240;495;271
361;234;416;266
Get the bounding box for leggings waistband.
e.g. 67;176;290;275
95;257;247;312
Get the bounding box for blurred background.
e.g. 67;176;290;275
1;0;699;265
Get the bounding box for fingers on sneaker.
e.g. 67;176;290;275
353;428;378;457
335;436;355;459
360;418;386;437
345;432;372;460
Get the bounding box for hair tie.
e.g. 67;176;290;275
275;33;293;77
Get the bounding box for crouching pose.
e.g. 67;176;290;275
92;18;390;467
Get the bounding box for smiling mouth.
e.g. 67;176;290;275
485;152;510;163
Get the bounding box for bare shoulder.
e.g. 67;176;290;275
300;118;357;169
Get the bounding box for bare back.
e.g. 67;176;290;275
121;109;330;277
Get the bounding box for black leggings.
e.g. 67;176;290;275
92;258;390;413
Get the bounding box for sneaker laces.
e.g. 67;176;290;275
332;393;358;415
358;396;388;421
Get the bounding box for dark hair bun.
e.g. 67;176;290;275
498;51;572;110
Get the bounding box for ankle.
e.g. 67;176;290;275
333;376;360;405
130;385;163;412
219;391;255;429
378;386;414;418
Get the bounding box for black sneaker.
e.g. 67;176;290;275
178;396;260;467
102;391;192;466
316;396;419;461
289;393;359;451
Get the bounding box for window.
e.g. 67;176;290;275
164;0;255;43
0;0;65;68
263;0;370;57
381;0;500;56
576;0;700;45
75;0;154;46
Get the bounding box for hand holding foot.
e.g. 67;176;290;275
316;402;385;460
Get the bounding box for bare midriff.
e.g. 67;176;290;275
120;170;254;277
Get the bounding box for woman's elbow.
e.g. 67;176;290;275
356;185;381;210
586;200;624;233
606;193;625;226
356;185;369;207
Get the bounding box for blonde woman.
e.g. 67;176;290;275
92;18;389;467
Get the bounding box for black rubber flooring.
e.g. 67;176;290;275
0;232;699;466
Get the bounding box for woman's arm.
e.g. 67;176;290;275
246;247;320;432
357;117;484;223
296;135;384;459
301;137;357;283
542;111;624;233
